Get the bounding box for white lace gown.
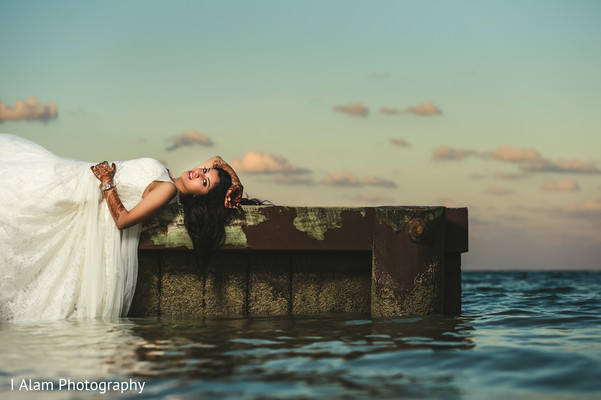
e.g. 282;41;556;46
0;134;174;321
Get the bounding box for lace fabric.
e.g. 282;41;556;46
0;134;173;321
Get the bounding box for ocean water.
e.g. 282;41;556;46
1;271;600;400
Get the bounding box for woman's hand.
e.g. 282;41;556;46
225;183;244;208
211;156;244;208
91;161;116;185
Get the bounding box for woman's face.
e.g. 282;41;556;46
180;166;221;196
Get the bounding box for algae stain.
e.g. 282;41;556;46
293;207;345;241
225;206;268;247
375;207;444;232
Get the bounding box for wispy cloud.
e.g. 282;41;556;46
406;101;443;116
0;97;58;122
486;145;544;163
388;138;411;148
433;145;600;175
380;101;442;116
332;103;369;117
320;172;397;188
166;130;213;151
230;152;310;174
272;176;315;185
321;171;361;186
362;175;397;188
545;198;601;219
541;179;580;192
433;146;478;161
522;159;601;174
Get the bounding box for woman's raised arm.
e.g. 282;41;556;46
91;162;177;230
209;156;243;208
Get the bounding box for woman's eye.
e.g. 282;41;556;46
203;178;207;187
202;167;207;173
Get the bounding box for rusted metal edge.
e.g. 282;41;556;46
139;205;469;254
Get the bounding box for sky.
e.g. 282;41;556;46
1;0;600;270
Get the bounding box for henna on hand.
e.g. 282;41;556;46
91;161;116;185
225;183;244;209
212;157;244;208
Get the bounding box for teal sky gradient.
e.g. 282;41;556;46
2;0;601;269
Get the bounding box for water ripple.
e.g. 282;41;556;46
1;271;600;399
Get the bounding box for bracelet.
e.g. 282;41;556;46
101;182;115;192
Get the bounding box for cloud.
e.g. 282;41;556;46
332;103;369;117
388;138;411;147
0;97;58;122
166;130;213;151
433;146;477;161
521;159;601;174
484;186;513;196
230;152;310;174
547;198;601;219
487;146;600;174
486;145;544;163
352;193;395;204
272;176;315;185
362;175;397;188
407;101;442;116
541;179;580;192
433;144;600;175
381;101;442;116
321;171;361;187
320;172;396;188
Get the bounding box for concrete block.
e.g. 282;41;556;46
292;252;371;314
248;253;291;315
129;251;160;317
204;253;247;316
160;252;204;316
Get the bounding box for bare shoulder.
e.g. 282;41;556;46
143;180;177;199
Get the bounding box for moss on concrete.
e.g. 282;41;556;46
371;257;443;317
224;206;268;247
136;205;463;317
293;207;366;240
375;207;444;233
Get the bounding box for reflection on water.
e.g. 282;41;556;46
1;315;474;399
1;271;601;399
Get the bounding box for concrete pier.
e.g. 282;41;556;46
130;205;468;318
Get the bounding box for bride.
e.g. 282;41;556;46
0;134;244;321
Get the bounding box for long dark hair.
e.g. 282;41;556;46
180;168;269;272
180;168;233;271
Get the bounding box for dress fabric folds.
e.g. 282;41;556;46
0;134;173;321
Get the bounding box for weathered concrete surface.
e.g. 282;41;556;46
132;205;468;318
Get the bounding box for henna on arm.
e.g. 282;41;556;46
102;186;127;222
91;161;177;229
91;161;126;225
